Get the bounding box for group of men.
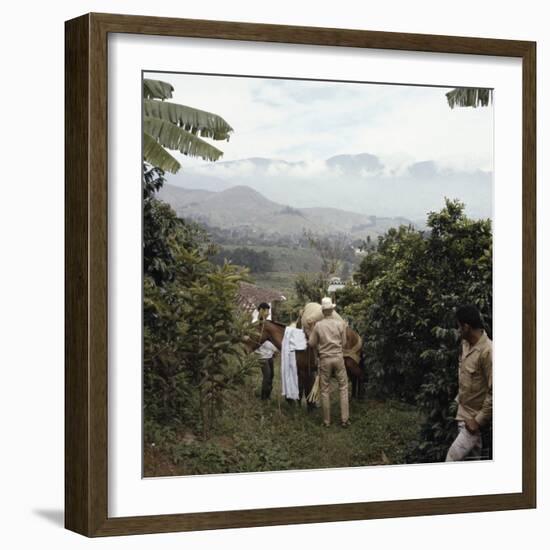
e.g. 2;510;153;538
254;298;350;428
254;300;492;462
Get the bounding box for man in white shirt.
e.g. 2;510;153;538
254;303;278;400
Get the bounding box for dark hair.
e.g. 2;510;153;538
456;305;484;329
257;302;270;311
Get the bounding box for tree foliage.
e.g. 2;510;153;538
303;230;354;276
210;247;275;273
294;272;330;304
343;199;492;461
143;167;255;441
142;82;252;442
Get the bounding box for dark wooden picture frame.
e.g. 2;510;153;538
65;12;536;537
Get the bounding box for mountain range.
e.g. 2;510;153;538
156;183;412;239
165;153;493;221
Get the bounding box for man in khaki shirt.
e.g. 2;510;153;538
446;305;493;461
308;297;350;428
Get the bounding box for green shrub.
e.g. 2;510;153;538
143;167;256;442
343;199;492;461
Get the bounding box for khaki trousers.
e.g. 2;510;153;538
319;355;349;425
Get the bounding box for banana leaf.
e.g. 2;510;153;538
143;99;233;140
446;88;493;109
143;79;174;100
143;132;181;174
144;116;224;163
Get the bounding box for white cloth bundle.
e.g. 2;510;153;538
280;327;306;400
287;327;307;351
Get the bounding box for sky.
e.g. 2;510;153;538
144;71;493;220
145;71;494;174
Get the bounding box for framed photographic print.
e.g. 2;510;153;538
65;13;536;537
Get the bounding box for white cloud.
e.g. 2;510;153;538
146;72;493;172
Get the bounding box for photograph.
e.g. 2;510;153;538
142;71;494;477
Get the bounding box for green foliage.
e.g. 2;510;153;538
142;79;243;441
171;433;293;474
144;115;224;163
144;363;424;477
271;297;303;326
143;78;174;100
344;199;492;461
143;99;233;141
409;329;461;463
303;230;354;276
142;79;233;173
143;166;255;442
294;272;329;304
143;133;182;174
446;88;493;109
331;284;366;329
211;246;275;273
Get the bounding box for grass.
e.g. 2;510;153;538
144;360;424;477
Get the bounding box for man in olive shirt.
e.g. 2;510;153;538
446;305;493;461
308;297;350;428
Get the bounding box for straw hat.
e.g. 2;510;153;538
321;297;335;310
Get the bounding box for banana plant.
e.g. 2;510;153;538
446;87;493;109
143;78;233;173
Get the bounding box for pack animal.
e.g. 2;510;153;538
249;319;366;405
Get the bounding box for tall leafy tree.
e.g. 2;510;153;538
341;200;492;461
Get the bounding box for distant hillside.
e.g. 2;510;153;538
154;186;214;211
156;183;414;238
165;152;492;221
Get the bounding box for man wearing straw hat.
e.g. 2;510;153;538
308;297;350;428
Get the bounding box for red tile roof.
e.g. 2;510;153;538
237;282;286;312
